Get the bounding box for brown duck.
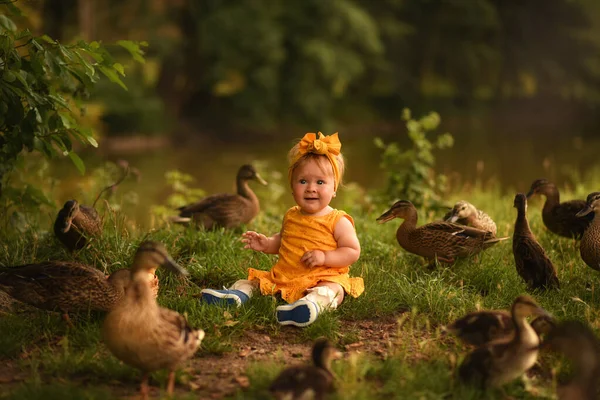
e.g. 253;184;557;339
54;200;102;251
513;193;560;290
542;320;600;400
174;164;267;229
526;179;592;239
458;295;551;388
576;192;600;271
270;338;341;400
376;200;508;266
0;262;131;323
444;200;498;236
102;241;204;400
54;163;130;251
445;310;555;347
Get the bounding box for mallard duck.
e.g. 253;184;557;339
270;338;341;400
444;200;498;236
376;200;508;266
173;164;267;229
576;192;600;271
54;163;131;251
513;193;560;290
102;241;204;400
54;200;102;251
458;295;551;388
445;310;555;347
0;262;131;323
542;320;600;400
526;179;592;239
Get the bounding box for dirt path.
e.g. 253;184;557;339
0;316;402;399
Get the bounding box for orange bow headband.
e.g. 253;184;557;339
289;132;342;190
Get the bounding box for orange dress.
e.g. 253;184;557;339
247;206;364;303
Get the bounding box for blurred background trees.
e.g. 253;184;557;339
21;0;600;138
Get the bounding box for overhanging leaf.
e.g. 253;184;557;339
98;65;128;91
68;151;85;175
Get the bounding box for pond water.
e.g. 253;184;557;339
46;129;597;226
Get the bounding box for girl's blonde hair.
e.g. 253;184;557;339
287;144;345;188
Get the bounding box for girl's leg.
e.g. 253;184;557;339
201;279;258;307
313;281;345;307
276;281;345;327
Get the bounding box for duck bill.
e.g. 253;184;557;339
576;206;593;217
525;189;535;198
60;220;73;233
447;214;459;223
376;210;395;224
162;255;189;276
254;173;268;186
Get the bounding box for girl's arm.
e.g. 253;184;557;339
242;231;282;254
301;216;361;267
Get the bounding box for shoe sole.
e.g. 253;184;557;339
276;300;318;327
201;289;242;307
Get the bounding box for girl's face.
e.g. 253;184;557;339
291;157;336;216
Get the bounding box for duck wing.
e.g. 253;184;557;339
513;237;559;289
0;262;111;311
177;194;252;228
549;199;592;238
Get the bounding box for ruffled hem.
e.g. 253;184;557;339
247;268;364;303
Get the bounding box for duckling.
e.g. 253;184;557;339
576;192;600;271
270;338;341;400
444;200;497;236
445;310;513;347
542;320;600;400
513;193;560;290
173;164;267;229
54;200;102;251
458;295;551;388
526;179;592;239
446;311;555;347
0;262;131;323
376;200;508;266
54;163;130;251
102;241;204;400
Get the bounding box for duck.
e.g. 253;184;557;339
0;262;132;323
576;192;600;271
270;338;341;400
173;164;268;229
526;179;592;239
512;193;560;290
458;295;551;388
445;310;555;347
53;163;130;251
376;200;508;266
102;241;204;400
54;200;102;251
542;320;600;400
444;200;498;236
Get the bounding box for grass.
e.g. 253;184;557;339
0;182;599;399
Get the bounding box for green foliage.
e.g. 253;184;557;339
375;108;454;209
0;3;145;196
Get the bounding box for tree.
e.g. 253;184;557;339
0;1;145;198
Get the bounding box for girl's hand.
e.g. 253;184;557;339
242;231;270;252
301;249;326;268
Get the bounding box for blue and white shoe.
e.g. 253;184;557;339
276;299;320;327
201;289;249;307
